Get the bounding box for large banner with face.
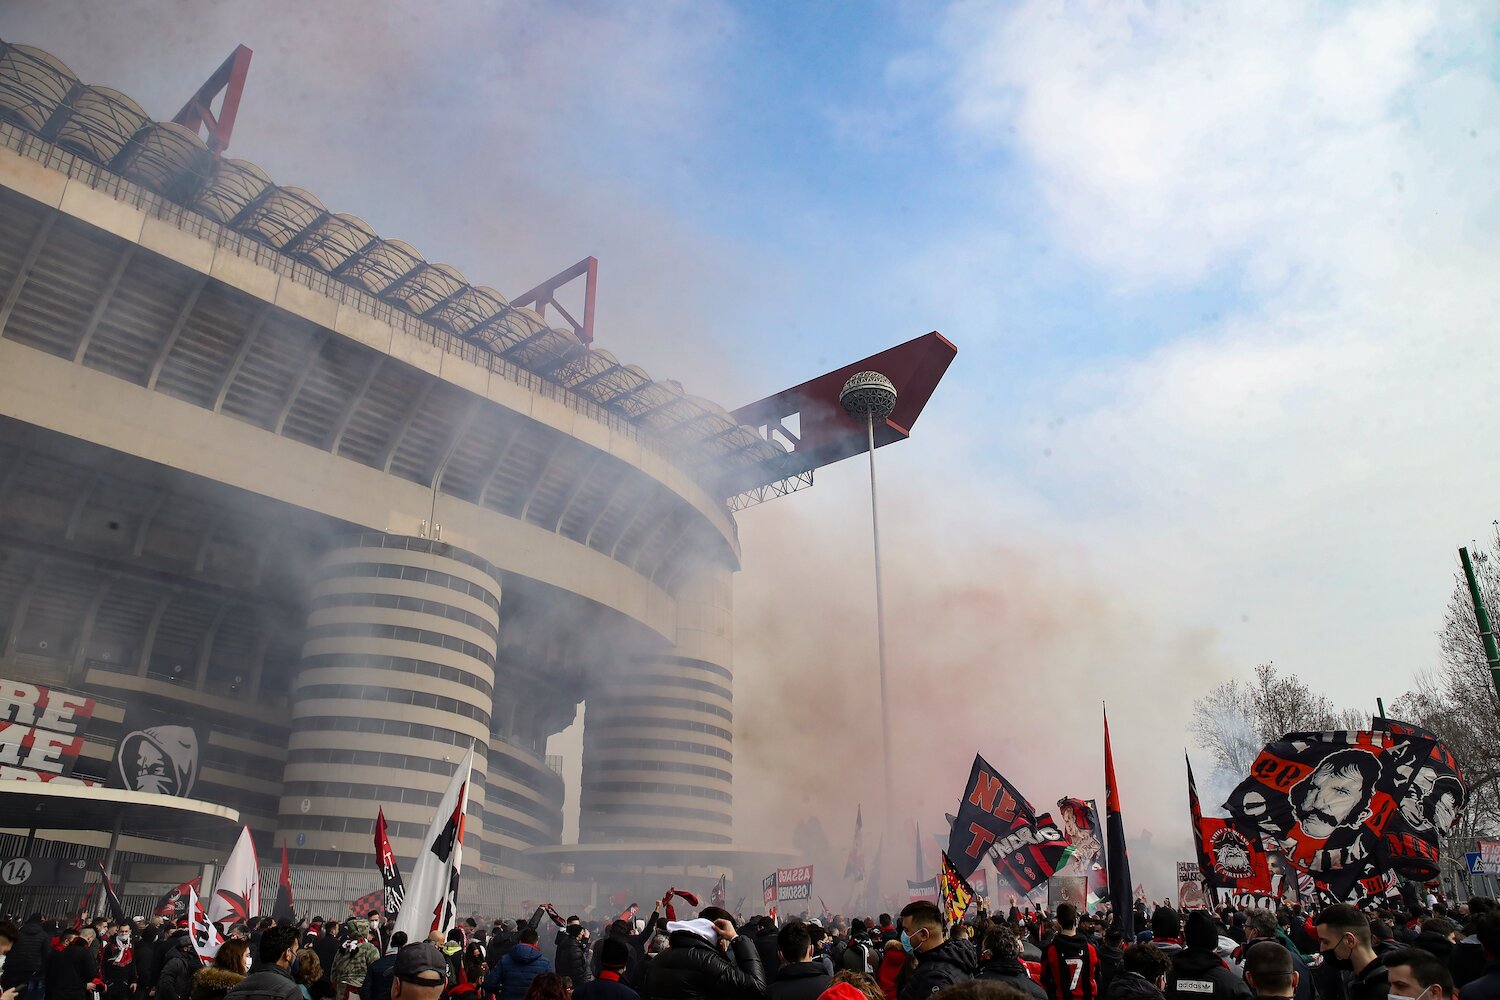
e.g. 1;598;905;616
1225;729;1459;894
1057;797;1108;910
1373;718;1466;880
0;677;96;780
108;704;203;797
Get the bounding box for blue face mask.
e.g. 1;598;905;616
900;930;915;955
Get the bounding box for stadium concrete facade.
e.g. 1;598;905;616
0;37;790;894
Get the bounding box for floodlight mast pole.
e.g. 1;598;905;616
841;372;899;881
1459;546;1500;706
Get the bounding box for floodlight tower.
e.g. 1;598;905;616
840;371;899;858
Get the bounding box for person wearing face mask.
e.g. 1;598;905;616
1314;905;1387;1000
101;927;139;1000
1383;948;1453;1000
896;901;974;1000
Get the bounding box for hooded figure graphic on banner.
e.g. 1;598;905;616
115;724;199;797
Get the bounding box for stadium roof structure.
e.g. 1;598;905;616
0;40;954;506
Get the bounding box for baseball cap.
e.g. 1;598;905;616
394;942;449;986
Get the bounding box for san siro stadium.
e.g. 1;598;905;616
0;38;952;916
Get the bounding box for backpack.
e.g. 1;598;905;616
840;939;870;973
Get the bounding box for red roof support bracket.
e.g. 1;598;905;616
172;44;253;155
511;256;598;347
731;331;957;480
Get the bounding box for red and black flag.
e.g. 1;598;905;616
1187;753;1271;894
348;889;383;919
710;874;726;908
938;851;976;926
944;752;1069;891
97;863;126;923
153;877;200;919
71;882;97;929
844;805;865;881
272;843;295;923
1223;729;1450;891
374;808;405;920
1104;708;1135;938
1372;717;1467;881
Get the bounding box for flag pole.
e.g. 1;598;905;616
1459;547;1500;705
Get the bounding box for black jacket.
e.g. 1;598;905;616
1411;932;1453;962
3;920;51;986
136;933;164;994
555;930;592;985
1334;956;1387;1000
899;940;975;1000
753;932;781;981
768;961;830;1000
977;956;1046;999
1167;948;1251;1000
223;964;302;1000
1459;964;1500;1000
48;940;100;1000
156;934;203;1000
311;937;338;986
840;935;874;974
1107;972;1166;1000
100;937;138;986
488;931;518;964
362;953;396;1000
642;931;766;1000
574;974;641;1000
1097;944;1124;999
1450;939;1488;990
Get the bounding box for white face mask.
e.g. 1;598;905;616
1392;988;1434;1000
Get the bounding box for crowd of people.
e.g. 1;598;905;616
0;892;1498;1000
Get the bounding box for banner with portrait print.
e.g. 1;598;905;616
1372;718;1467;881
1224;729;1462;890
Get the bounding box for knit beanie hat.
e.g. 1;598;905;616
1185;910;1218;951
1151;907;1181;939
598;937;630;969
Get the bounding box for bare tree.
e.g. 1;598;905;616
1393;525;1500;883
1192;662;1366;783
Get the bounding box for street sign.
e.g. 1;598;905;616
1467;852;1483;874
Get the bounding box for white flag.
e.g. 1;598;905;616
393;746;474;942
207;825;261;926
188;884;224;960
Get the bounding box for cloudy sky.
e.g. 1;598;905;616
9;0;1499;894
